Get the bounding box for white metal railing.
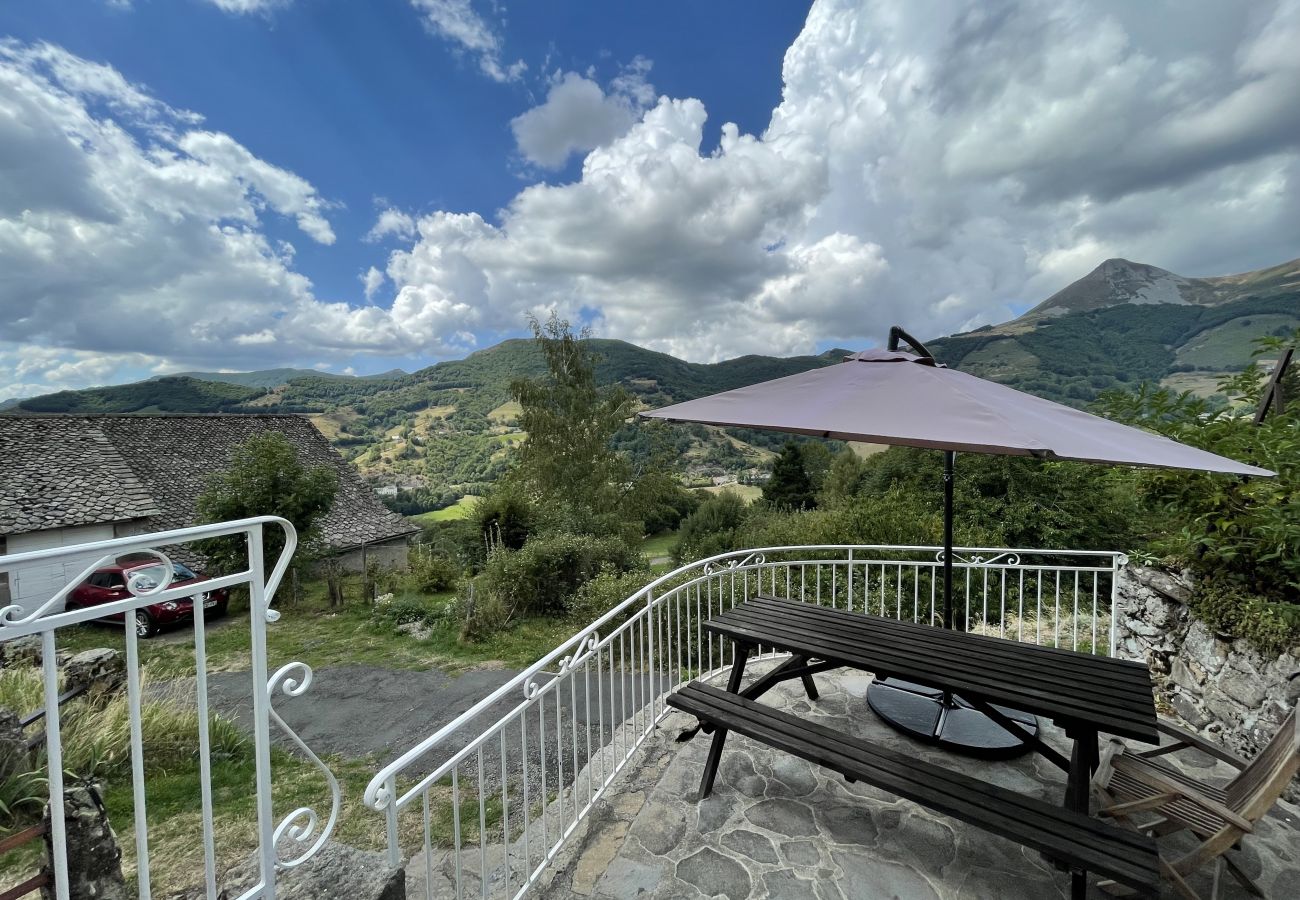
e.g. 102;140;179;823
0;517;338;899
365;543;1127;898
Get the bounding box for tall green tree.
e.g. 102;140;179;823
508;314;674;540
762;442;817;510
820;448;869;505
196;432;338;576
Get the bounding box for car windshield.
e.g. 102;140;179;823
125;562;197;588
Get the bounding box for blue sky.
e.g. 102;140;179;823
3;1;1299;398
1;0;805;354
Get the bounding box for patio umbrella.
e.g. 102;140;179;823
641;326;1273;754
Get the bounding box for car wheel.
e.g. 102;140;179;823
135;610;157;639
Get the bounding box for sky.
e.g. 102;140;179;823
2;0;1299;400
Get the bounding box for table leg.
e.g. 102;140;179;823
699;644;750;799
1066;728;1098;814
1065;728;1098;900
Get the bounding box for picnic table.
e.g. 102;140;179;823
666;594;1163;899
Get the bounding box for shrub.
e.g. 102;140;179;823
454;531;642;638
567;567;656;624
470;487;535;552
482;532;639;617
1095;329;1300;598
371;594;438;627
453;576;519;641
1190;579;1300;656
406;550;461;594
641;484;701;535
675;490;750;563
737;488;956;549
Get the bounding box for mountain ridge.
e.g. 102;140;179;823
6;254;1297;489
1018;256;1300;322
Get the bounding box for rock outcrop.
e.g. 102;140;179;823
1115;565;1300;801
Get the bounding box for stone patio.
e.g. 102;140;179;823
535;663;1300;900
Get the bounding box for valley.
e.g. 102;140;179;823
7;255;1297;503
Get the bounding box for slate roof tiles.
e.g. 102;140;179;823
0;417;159;535
0;414;416;548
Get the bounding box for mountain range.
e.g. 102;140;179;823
6;255;1298;491
929;256;1299;403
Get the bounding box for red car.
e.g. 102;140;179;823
66;561;229;638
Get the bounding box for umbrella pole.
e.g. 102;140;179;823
943;450;955;630
866;446;1036;757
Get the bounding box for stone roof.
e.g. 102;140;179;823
0;415;417;549
0;417;159;536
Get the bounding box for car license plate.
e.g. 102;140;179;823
203;599;217;609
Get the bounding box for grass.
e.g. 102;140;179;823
49;573;571;681
0;661;478;895
410;495;479;525
640;530;678;560
1175;313;1300;370
487;400;522;424
698;483;763;503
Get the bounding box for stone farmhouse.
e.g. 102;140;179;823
0;414;417;609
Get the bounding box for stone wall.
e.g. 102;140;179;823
1114;565;1300;800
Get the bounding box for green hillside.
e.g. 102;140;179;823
6;340;844;493
7;254;1296;492
158;367;336;389
13;376;266;414
930;257;1300;406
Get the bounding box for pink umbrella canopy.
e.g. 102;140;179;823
643;336;1271;757
641;348;1273;477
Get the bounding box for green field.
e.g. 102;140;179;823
699;483;763;503
641;530;679;560
410;495;479;525
1175;314;1300;369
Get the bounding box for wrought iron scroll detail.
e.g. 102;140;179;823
267;662;341;868
703;552;766;575
1;548;175;628
935;550;1021;568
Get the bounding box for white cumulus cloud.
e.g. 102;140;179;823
409;0;526;83
0;39;349;393
7;0;1300;398
369;0;1300;359
361;266;386;300
202;0;291;14
511;59;655;169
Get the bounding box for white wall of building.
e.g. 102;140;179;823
5;524;116;614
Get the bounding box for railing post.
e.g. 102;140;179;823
1109;552;1125;658
247;525;277;897
846;548;854;612
41;630;69;898
385;775;400;868
646;588;656;722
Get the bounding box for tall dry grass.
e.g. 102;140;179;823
0;665;248;829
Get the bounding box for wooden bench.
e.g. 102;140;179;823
668;681;1160;899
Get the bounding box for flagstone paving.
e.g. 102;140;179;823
530;665;1300;900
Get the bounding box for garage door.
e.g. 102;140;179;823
8;525;116;615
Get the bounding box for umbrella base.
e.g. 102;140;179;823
866;678;1037;759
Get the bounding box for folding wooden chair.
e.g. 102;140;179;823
1093;684;1299;899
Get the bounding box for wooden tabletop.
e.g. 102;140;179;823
706;594;1159;744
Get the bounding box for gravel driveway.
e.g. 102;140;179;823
185;664;671;796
